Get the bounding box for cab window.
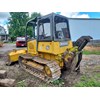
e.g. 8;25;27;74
55;16;70;40
38;18;51;40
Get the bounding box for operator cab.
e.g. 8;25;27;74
26;13;72;55
37;13;71;41
26;13;71;41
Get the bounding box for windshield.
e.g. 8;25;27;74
55;16;70;40
16;37;25;41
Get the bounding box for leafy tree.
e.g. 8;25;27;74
30;12;41;19
26;12;42;38
8;12;42;40
8;12;29;40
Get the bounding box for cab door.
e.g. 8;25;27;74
37;17;53;53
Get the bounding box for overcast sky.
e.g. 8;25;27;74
0;12;100;40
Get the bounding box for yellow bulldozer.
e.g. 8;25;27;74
6;13;92;82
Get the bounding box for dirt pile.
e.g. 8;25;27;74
84;46;100;51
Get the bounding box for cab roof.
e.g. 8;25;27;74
27;13;68;25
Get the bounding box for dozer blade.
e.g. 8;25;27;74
19;55;61;82
6;49;27;65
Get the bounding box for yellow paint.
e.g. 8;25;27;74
9;49;26;62
35;40;73;68
27;40;37;55
38;40;73;55
53;40;73;54
38;42;53;53
37;53;64;68
44;66;52;77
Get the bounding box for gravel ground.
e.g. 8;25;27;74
81;55;100;67
0;43;26;53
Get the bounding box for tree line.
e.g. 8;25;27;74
8;12;41;40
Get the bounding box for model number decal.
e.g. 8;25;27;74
60;42;68;47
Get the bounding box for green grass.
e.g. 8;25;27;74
52;79;64;86
75;73;100;87
83;50;100;55
16;80;27;87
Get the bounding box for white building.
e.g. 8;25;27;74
0;26;8;41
